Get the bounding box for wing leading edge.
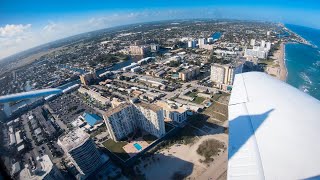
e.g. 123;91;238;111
228;72;320;180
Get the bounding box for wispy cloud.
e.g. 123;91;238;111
42;21;58;33
0;24;32;37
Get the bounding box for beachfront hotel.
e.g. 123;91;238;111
103;101;165;141
58;128;103;178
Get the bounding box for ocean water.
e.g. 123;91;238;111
285;24;320;100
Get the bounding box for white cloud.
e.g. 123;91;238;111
0;11;172;59
43;21;58;33
0;24;31;37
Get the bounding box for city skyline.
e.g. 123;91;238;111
1;12;320;179
1;0;320;59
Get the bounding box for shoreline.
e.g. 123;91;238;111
279;42;288;81
282;24;313;47
266;42;287;81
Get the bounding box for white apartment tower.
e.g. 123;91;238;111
250;39;256;46
103;102;165;141
103;103;137;141
261;40;266;48
187;40;196;48
58;128;103;177
266;42;272;50
198;38;207;47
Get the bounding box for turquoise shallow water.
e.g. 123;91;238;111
285;24;320;100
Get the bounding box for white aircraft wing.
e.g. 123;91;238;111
228;72;320;180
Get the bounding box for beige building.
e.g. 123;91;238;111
103;101;165;141
79;71;97;86
78;87;110;105
210;64;226;84
111;98;125;108
129;45;150;55
179;66;200;81
211;64;242;87
155;101;187;123
58;128;103;177
199;44;214;50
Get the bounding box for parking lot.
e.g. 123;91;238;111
47;93;97;124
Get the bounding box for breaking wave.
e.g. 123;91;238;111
299;72;313;85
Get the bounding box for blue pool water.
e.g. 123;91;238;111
206;102;212;107
133;143;142;151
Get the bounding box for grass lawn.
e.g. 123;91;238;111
258;59;275;66
204;102;228;119
90;126;107;138
142;134;158;144
212;93;230;105
186;92;198;98
193;96;205;104
211;112;228;122
186;91;206;104
103;139;130;161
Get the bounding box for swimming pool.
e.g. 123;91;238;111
133;143;142;151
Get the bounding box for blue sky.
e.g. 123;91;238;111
1;0;320;59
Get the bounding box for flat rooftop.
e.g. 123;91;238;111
135;101;162;112
104;102;132;117
155;101;186;113
19;155;54;180
59;128;90;151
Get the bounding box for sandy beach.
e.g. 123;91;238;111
278;42;287;81
136;134;228;180
266;42;287;81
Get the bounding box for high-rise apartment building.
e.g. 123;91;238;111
103;101;165;141
244;45;269;59
129;45;150;55
134;101;165;137
250;39;256;46
103;103;137;141
150;44;159;52
210;64;226;84
178;66;200;81
198;38;207;47
58;128;103;177
261;40;266;48
266;42;271;50
211;64;243;86
79;70;97;86
187;40;196;48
